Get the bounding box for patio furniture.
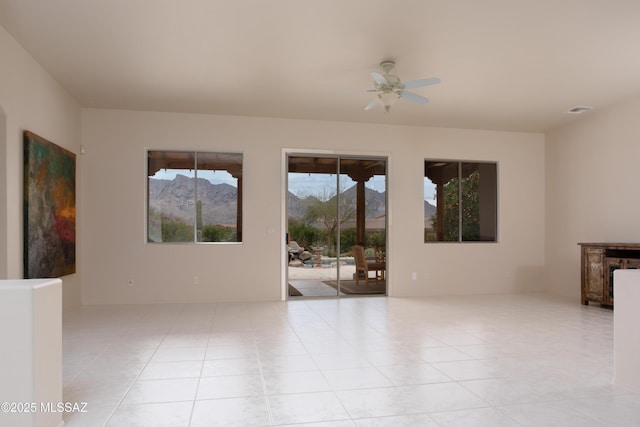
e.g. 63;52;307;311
352;245;385;285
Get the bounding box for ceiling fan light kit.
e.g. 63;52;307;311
363;60;441;113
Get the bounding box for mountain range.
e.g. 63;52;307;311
149;174;238;225
149;175;435;224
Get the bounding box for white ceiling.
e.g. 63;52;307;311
2;0;640;132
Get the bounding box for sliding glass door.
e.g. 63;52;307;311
286;154;387;298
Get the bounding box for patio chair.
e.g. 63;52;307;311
352;245;385;285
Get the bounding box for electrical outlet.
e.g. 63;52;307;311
193;276;199;285
411;272;417;281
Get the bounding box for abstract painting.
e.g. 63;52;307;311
23;130;76;278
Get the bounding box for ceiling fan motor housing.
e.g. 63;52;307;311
379;61;401;89
380;60;396;73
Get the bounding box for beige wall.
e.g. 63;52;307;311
81;109;545;304
5;17;640;307
1;21;548;306
0;26;82;308
545;98;640;301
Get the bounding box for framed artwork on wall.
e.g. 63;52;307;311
23;130;76;278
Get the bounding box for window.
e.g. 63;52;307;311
424;160;497;242
147;150;242;243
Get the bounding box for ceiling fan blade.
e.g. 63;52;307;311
339;88;382;94
370;72;388;86
364;99;379;111
400;90;429;104
402;77;441;89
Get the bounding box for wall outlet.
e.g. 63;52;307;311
193;276;199;285
127;279;134;287
411;272;417;281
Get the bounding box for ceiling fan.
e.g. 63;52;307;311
363;61;441;113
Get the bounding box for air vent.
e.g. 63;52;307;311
567;106;592;114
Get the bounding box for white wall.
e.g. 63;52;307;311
81;109;545;304
545;98;640;300
613;269;640;394
0;25;82;308
0;106;6;279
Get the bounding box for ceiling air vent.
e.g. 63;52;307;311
567;106;592;114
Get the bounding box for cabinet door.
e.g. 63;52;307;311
583;248;605;304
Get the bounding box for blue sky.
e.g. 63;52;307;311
287;173;386;199
288;173;437;203
151;169;437;202
151;169;237;186
424;178;436;201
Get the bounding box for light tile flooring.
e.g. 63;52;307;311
61;293;640;426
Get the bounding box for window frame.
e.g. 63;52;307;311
146;149;243;244
424;159;498;243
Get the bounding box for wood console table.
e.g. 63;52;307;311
579;243;640;306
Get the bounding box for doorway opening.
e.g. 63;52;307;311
286;154;387;298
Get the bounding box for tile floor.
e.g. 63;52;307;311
61;293;640;426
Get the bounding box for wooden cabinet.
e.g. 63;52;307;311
582;246;606;304
579;243;640;306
